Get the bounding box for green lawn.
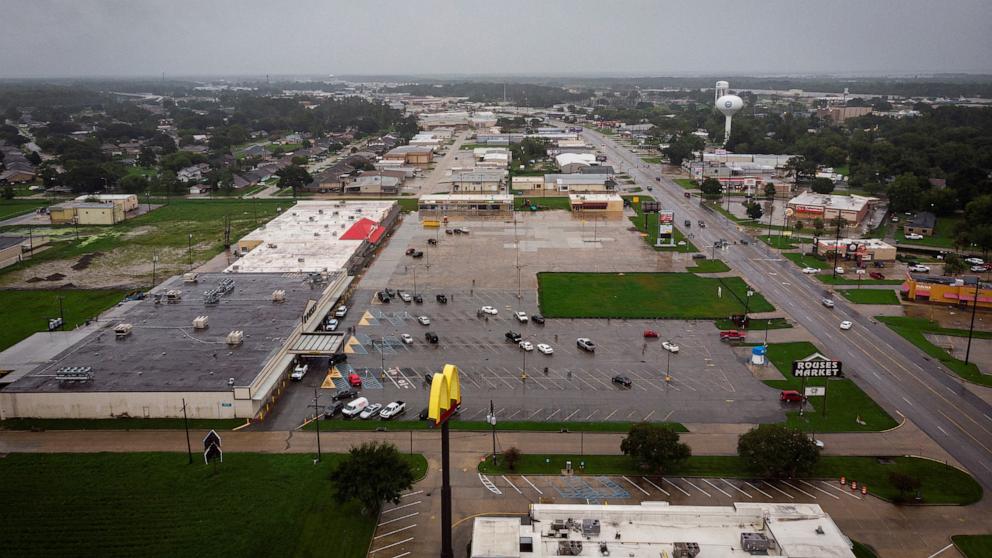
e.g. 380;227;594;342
894;215;963;249
757;234;800;249
0;289;128;351
673;178;697;190
514;196;571;211
713;317;792;330
838;289;901;305
626;196;697;253
0;453;426;558
852;541;880;558
0;199;47;220
686;258;731;273
783;252;830;269
953;535;992;558
267;142;303;153
0;418;245;431
537;272;774;319
640;156;663;164
307;420;687;433
878;316;992;387
478;454;980;505
816;274;905;286
763;342;898;432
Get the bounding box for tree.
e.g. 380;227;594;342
620;423;691;474
764;182;776;199
276;164;313;198
794;220;804;232
888;472;921;503
502;447;522;471
118;174;149;194
737;424;820;479
1;185;13;200
26;151;42;166
943;253;967;276
137;147;157;167
746;201;763;220
700;178;723;201
811;177;835;195
813;217;825;237
886;173;924;214
328;442;416;516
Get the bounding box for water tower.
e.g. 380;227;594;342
715;80;729;103
716;92;744;145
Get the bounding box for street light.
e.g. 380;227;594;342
187;233;193;270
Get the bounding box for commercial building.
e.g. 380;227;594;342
419;111;470;129
49;201;126;225
544;174;615;193
787;192;877;229
383;145;434;165
510;176;548;195
451;169;507;193
229;200;398;275
0;236;25;269
470;502;855;558
817;105;873;124
476;133;525;145
902;275;992;309
569;193;624;219
344;174;401;195
904;212;936;237
814;238;897;264
555;152;598;173
73;194;140;212
418;193;513;219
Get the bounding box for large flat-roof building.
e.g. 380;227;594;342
471;502;856;558
569;193;624;219
902;275;992;309
787;192;877;229
450;170;508;193
418;193;513;219
814;238;897;264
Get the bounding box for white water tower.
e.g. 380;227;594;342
716;92;744;145
715;80;729;103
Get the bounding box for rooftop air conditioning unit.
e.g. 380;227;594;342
581;519;600;537
308;216;314;221
741;533;770;553
193;316;208;329
272;289;285;302
268;243;277;249
297;257;305;263
318;209;324;214
183;272;198;283
314;232;320;236
166;289;182;303
673;542;700;558
226;330;244;346
114;323;133;338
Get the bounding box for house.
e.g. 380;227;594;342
0;168;36;183
0;236;26;269
241;145;268;158
177;163;210;183
450;170;507;193
904;212;936;237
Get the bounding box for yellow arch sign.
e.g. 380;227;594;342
427;364;462;426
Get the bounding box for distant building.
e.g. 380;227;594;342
787;192;877;228
509;176;547;195
450;170;507;193
344;174;401;195
903;275;992;309
904;212;936;237
814;238;897;264
383;146;433;165
817;105;873;124
569;193;624;219
555;152;597;173
73;194;139;213
49;202;125;226
543;173;615;193
0;236;26;269
418;193;513;219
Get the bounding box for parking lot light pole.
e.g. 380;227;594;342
487;400;497;465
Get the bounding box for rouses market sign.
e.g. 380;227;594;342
792;359;843;377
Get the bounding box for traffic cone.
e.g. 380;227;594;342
840;476;846;485
862;485;868;495
851;480;858;491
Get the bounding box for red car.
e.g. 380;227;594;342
780;390;804;403
347;373;362;388
869;272;885;280
643;329;659;338
720;330;747;342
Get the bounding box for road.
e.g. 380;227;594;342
582;127;992;491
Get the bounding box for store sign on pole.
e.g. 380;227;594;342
804;386;826;397
792;359;843;377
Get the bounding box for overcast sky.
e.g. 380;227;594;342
2;0;990;78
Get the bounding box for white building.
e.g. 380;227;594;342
555;152;598;173
471;502;856;558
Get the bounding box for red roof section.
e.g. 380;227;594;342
340;217;385;243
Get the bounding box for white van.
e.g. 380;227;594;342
290;363;308;381
342;397;369;418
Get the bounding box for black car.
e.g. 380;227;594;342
427;238;438;246
425;331;439;344
531;314;545;325
329;353;348;365
377;291;391;303
323;402;344;418
418;407;430;421
384;288;396;297
411;251;424;258
332;389;358;401
691;254;706;260
444;229;454;235
612;375;632;388
436;294;448;304
505;331;523;343
424;373;434;384
413;294;424;304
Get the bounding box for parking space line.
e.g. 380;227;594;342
495;368;518;389
546;409;561;420
562;409;580;421
507;409;522;419
373;524;417;540
761;481;794;499
681;478;711;497
800;480;839;500
383;369;402;389
622;476;650;496
382;501;422;513
744;481;773;498
400;490;423;499
603;410;618;420
573;374;599;391
702;478;732;498
821;481;862;499
501;475;523;494
584;410;598;420
459;369;482;389
495;408;505;417
643;410;656;421
625;409;638;418
393;367;415;388
665;478;692;497
378;512;419;527
720;479;752;499
387;553;411;558
780;480;816;499
526;373;548;390
520;476;544;495
526;408;544;420
644;477;670;496
369;537;414;554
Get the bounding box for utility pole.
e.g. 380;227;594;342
831;218;842;279
311;387;322;463
964;278;982;365
57;295;65;331
487;400;497;465
181;397;192;464
151;255;158;290
187;233;193;271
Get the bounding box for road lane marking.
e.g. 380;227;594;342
702;478;732;498
400;490;423;498
546;409;561;420
382;501;422;513
937;425;949;436
526;408;544;420
373;524;417;539
665;478;691;496
644;477;670;496
822;481;862;499
643;410;656;421
501;475;522;494
387;553;411;558
681;478;711;497
520;476;543;495
902;396;914;406
928;543;955;558
379;512;419;526
562;409;580;422
603;409;618;420
622;476;650;495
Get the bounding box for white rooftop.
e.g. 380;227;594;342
226;200;394;274
569;193;622;202
420;193;512;203
555;152;597;167
788;192;875;212
817;238;895;250
471;502;855;558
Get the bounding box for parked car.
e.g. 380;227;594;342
964;257;985;266
379;401;406;419
445;228;454;235
425;331;439;344
821;298;835;308
427;238;437;246
347;373;363;388
290;363;308;381
684;219;691;227
324;318;339;331
377;291;391;303
481;306;498;315
531;314;545;324
436;294;448;304
515;311;529;323
698;221;705;228
662;341;680;353
840;320;853;330
341;397;369;418
869;271;885;279
691;253;706;260
414;294;424;304
643;329;659;338
577;338;596;352
360;403;383;420
905;233;924;240
329;353;348;365
417;315;431;325
411;251;424;258
611;375;632;388
972;265;991;272
719;330;746;342
399;291;412;302
519;340;534;351
418;407;430;421
455;227;470;234
801;267;819;274
323;402;344;419
400;333;414;344
834;266;845;274
908;264;931;273
334;305;348;318
333;389;358;401
505;331;522;343
537;343;554;355
780;390;804;403
405;248;416;256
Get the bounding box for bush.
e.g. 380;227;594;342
737;424;820;479
620;423;691;474
502;447;522;471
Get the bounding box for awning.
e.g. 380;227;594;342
289;333;345;355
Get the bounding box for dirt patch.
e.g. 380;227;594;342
0;247;188;290
122;225;155;240
904;301;992;332
71;252;103;271
45;273;65;281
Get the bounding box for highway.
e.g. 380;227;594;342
583;127;992;490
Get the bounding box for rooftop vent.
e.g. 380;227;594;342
56;366;94;383
272;290;286;302
741;533;770;553
193;316;209;329
166;289;182;303
183;272;198;283
226;330;244;346
673;542;700;558
114;323;133;338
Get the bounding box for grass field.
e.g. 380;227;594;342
514;196;571;211
783;252;830;269
894;215;962;249
0;452;428;558
673;178;697;190
478;454;980;504
686;258;731;273
537;272;774;319
0;199;47;220
817;274;905;286
640;156;663;164
626;196;697;253
763;342;898;432
0;418;246;431
306;420;687;433
878;316;992;387
713;317;792;330
0;289;128;351
838;289;901;305
953;535;992;558
757;234;800;249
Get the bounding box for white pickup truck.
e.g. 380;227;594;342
379;401;406;419
290;363;308;381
